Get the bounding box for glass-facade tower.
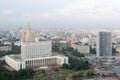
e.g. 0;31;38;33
97;32;112;57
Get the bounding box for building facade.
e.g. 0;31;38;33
14;41;21;46
21;41;52;58
0;46;12;51
97;32;112;57
5;55;68;71
21;24;35;42
5;24;68;71
74;44;90;54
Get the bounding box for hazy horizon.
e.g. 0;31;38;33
1;0;120;29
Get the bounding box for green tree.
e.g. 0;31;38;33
90;46;96;54
62;63;69;69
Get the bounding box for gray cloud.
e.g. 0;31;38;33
0;0;120;29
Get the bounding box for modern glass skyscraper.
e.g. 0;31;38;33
97;32;112;57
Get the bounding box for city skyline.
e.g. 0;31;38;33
1;0;120;29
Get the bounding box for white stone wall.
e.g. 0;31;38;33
24;56;69;68
5;56;25;71
56;56;69;65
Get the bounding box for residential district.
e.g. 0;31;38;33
1;24;120;80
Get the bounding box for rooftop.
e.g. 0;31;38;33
6;53;68;62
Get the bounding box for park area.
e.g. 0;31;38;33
35;71;46;78
56;69;73;74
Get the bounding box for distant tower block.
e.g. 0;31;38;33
97;32;112;57
67;38;74;48
21;23;35;42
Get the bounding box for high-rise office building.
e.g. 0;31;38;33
97;32;112;57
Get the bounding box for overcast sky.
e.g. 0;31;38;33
1;0;120;29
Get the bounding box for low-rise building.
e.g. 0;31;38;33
0;46;12;51
74;44;90;53
14;41;21;46
5;54;68;71
4;41;12;45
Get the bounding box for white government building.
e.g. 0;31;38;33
5;24;68;71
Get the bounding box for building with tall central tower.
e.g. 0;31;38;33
97;32;112;57
21;24;52;58
5;24;68;71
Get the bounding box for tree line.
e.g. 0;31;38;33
62;56;91;71
0;61;35;80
